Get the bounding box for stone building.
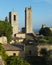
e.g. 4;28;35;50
49;27;52;31
2;44;24;58
0;36;7;44
2;43;38;57
25;7;32;33
9;11;18;36
25;45;38;56
37;44;52;56
14;33;26;43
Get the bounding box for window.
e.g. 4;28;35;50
29;50;31;55
13;53;16;56
14;34;16;37
14;15;16;21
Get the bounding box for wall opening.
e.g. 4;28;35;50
14;15;16;21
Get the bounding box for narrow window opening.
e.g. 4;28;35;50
29;50;31;55
14;15;16;21
13;53;16;56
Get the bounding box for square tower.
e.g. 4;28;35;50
9;11;18;36
25;7;32;33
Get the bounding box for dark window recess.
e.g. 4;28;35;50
14;34;16;37
13;53;16;56
14;15;16;21
29;50;31;55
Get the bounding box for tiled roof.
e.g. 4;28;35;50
2;44;23;51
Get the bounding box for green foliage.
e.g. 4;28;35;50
39;27;52;44
39;27;52;36
0;21;13;42
0;43;8;60
5;55;30;65
0;43;30;65
43;36;52;44
47;40;52;44
38;39;47;43
0;43;5;55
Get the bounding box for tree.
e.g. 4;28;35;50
0;21;13;42
0;43;8;60
6;55;30;65
5;22;13;42
39;27;52;36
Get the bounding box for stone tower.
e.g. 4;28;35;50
9;11;18;36
25;7;32;33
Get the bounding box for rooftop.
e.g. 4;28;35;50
2;44;24;51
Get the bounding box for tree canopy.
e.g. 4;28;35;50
0;43;8;60
6;55;30;65
39;27;52;36
0;21;13;42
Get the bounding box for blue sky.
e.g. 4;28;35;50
0;0;52;29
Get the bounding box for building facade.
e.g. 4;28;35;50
37;44;52;56
25;7;32;33
2;44;24;58
0;36;7;44
49;27;52;31
9;11;18;36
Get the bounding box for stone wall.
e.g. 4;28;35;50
37;44;52;56
16;33;26;38
25;45;38;56
0;36;7;44
6;50;25;58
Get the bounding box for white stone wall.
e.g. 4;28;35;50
16;33;26;38
16;39;24;43
0;36;7;44
49;27;52;31
6;51;24;58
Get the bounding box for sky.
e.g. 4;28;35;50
0;0;52;30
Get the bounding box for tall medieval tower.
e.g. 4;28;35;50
9;11;18;36
25;7;32;33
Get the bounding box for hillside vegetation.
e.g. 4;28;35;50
0;21;13;42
